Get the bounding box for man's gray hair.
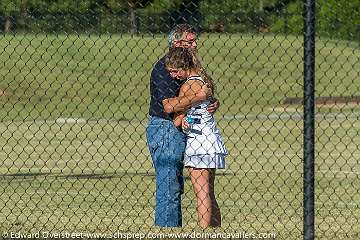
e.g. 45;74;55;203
168;24;197;48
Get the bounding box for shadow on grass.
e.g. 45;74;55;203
61;171;156;179
0;172;48;177
0;171;235;181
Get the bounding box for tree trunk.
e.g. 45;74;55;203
128;1;137;34
284;8;288;35
259;0;264;11
4;17;12;33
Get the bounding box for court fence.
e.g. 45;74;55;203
0;1;359;239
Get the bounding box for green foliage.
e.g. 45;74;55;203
270;1;302;34
0;0;22;15
317;0;360;40
46;1;92;13
0;0;359;40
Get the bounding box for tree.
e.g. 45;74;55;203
106;0;153;34
0;0;22;32
317;0;360;40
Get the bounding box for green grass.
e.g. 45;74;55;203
0;33;359;121
0;33;359;239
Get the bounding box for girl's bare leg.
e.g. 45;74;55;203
188;167;221;228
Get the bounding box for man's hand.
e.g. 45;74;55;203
207;98;220;114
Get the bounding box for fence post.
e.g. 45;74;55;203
303;0;315;239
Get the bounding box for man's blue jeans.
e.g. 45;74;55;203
146;116;186;227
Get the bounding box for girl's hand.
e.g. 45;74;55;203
173;113;185;127
182;117;190;131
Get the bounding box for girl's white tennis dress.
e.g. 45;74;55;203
183;76;228;169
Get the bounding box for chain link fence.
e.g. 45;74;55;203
0;1;359;239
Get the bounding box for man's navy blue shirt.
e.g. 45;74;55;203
149;56;182;120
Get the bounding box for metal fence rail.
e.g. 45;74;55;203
0;1;359;239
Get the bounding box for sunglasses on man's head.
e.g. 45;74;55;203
167;68;183;74
178;39;196;45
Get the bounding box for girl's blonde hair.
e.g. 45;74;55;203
165;47;215;94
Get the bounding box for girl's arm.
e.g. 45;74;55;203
173;80;205;126
163;80;211;113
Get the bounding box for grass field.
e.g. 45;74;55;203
0;33;359;239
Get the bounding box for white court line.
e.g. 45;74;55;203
230;150;360;158
317;170;360;176
222;111;360;121
223;169;360;178
0;117;123;125
0;111;359;125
